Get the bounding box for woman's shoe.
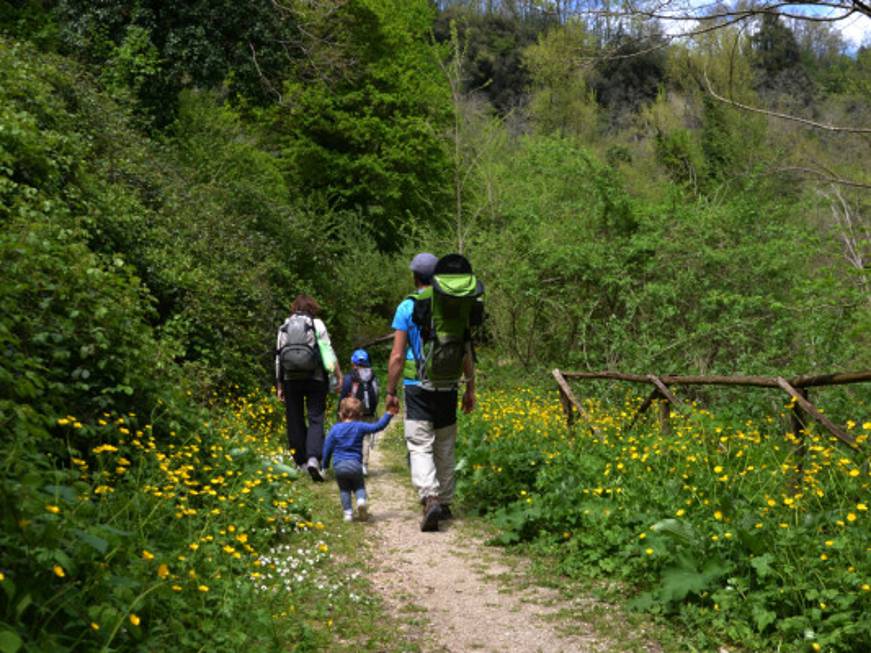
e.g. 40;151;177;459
307;457;324;482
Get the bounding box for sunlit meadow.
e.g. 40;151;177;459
457;387;870;652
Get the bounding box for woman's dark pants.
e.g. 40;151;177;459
282;378;328;466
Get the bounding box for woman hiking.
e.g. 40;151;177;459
275;294;341;481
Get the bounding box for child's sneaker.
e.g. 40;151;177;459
343;510;353;522
356;499;368;522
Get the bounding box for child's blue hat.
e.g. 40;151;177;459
351;349;371;366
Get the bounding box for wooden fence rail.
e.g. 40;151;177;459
553;368;871;451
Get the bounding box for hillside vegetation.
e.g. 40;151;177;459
1;0;868;650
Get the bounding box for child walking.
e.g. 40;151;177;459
323;397;395;521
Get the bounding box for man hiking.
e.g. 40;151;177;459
385;252;481;532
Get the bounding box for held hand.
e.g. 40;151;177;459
461;387;476;414
276;386;284;402
386;393;400;415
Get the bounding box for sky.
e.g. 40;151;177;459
643;1;871;51
835;11;871;49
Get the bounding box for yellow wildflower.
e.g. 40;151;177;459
53;565;65;578
129;614;140;626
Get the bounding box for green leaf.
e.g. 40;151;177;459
74;528;109;554
658;555;728;603
660;565;709;603
0;630;23;653
627;591;656;611
52;550;73;571
752;604;777;632
750;553;775;579
15;594;32;620
650;518;697;545
43;484;77;502
1;578;15;601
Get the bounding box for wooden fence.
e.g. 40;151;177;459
552;368;871;452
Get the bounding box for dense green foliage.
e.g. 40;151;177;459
1;0;868;650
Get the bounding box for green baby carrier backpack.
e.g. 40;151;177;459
406;254;484;389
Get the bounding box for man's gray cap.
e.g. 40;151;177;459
409;252;438;277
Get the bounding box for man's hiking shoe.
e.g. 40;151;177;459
420;496;441;532
306;457;324;482
356;499;368;522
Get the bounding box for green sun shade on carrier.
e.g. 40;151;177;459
433;273;482;298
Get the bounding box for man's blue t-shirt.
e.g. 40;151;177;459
391;293;424;387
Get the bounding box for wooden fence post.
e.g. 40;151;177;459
558;385;575;428
659;399;671;434
552;369;598;436
790;386;808;493
775;377;857;449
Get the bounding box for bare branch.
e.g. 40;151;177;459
703;71;871;134
248;42;282;102
778;166;871;189
621;1;869;22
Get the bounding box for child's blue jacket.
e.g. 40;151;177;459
322;413;392;469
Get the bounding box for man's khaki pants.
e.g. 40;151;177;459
405;418;457;504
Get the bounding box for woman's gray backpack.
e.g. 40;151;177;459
278;314;320;380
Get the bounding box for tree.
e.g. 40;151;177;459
751;12;813;100
434;6;550;112
524;20;600;139
52;0;307;124
589;31;668;120
272;0;453;251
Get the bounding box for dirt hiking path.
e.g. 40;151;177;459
360;425;620;653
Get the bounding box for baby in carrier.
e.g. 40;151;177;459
339;349;379;475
